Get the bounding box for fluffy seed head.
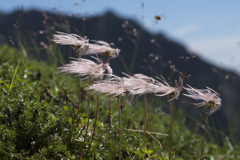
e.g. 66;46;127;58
52;31;89;51
80;40;120;59
155;75;183;101
183;84;221;115
85;75;133;103
58;57;112;80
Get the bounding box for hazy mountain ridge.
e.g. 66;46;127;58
0;10;239;132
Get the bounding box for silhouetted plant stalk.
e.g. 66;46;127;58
118;96;122;160
79;77;91;159
129;35;141;74
201;106;211;160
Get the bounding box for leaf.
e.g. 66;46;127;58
0;80;8;83
148;150;154;155
63;106;68;111
10;59;21;91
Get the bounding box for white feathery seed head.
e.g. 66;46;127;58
52;31;89;51
183;84;221;115
122;73;159;96
155;75;183;101
58;57;112;80
85;75;134;103
80;40;120;59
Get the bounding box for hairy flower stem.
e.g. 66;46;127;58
200;106;211;160
89;94;99;150
107;57;112;129
76;51;81;126
76;78;81;126
169;101;173;160
118;96;122;160
143;94;149;148
79;77;91;159
108;99;112;128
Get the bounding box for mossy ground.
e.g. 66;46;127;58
0;45;239;159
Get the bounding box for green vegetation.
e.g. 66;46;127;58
0;44;239;160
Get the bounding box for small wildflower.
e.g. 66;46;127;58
183;85;221;115
58;57;112;80
155;75;183;101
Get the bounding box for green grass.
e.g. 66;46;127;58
0;44;239;159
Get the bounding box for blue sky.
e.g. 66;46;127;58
1;0;240;74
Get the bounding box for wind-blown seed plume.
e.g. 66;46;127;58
52;31;89;51
85;75;134;103
154;75;183;101
58;57;112;80
80;40;120;59
183;85;221;115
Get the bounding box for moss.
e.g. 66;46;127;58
0;45;239;159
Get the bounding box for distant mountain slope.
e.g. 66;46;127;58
0;10;239;134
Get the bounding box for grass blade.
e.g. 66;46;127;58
10;59;21;91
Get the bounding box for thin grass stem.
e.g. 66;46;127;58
10;59;21;91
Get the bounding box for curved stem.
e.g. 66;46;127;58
79;77;91;159
200;106;211;160
89;94;99;149
118;96;122;160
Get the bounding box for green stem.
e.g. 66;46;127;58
200;106;211;160
108;99;112;128
76;77;81;126
129;35;141;74
79;77;91;159
119;55;130;74
118;96;122;160
169;101;173;160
